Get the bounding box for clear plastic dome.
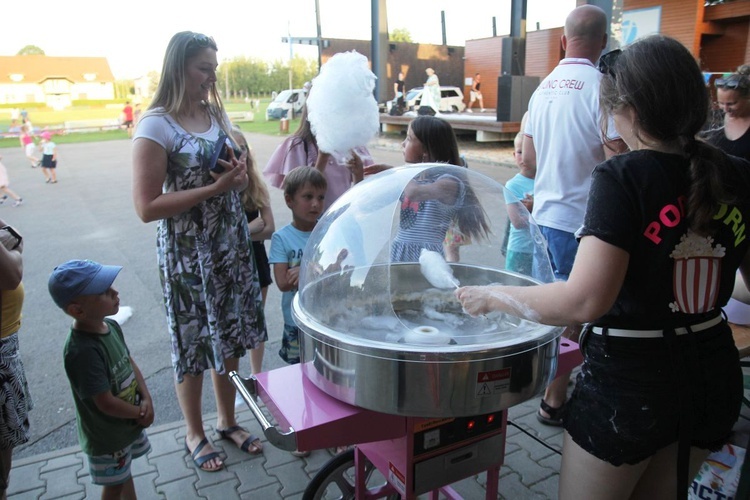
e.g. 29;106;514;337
294;163;558;353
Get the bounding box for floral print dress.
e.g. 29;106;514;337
137;110;267;382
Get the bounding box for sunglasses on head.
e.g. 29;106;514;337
597;49;622;78
715;78;747;90
190;33;215;48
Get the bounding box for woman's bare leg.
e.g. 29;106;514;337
176;373;223;471
559;431;648;500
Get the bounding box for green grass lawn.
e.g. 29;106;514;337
0;100;302;148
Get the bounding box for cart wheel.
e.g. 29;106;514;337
302;449;400;500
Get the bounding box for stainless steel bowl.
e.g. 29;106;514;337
294;262;563;417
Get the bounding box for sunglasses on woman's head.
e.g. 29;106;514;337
597;49;622;78
715;78;748;90
190;33;215;48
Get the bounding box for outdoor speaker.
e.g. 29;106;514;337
501;37;526;76
496;75;540;122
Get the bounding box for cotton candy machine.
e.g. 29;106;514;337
293;163;563;417
231;163;577;498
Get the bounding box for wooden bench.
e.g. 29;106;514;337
379;113;520;143
227;111;255;123
63;118;121;133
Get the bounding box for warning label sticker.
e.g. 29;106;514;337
388;462;406;495
475;368;512;397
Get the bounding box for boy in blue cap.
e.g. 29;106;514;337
49;259;153;499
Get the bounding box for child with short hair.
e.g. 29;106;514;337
49;260;153;499
269;167;327;365
504;132;536;275
39;132;57;184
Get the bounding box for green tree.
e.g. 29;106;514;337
18;45;45;55
390;28;413;43
147;71;160;96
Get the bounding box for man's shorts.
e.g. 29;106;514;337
88;430;151;486
532;226;578;282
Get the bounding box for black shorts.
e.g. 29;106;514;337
41;154;56;169
563;321;742;466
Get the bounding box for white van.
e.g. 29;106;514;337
403;86;466;113
265;89;307;120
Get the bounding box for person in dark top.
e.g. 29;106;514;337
467;73;484;112
457;35;750;499
233;127;273;378
394;72;405;109
704;65;750;161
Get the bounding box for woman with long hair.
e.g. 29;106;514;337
132;31;267;472
705;65;750;161
457;35;750;498
263;94;372;210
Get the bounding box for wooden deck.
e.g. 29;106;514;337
379;113;520;143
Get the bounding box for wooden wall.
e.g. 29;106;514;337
464;28;564;110
701;20;750;73
322;39;465;102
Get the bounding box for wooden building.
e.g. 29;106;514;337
0;55;115;109
464;0;750;110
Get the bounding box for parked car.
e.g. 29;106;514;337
265;89;306;120
403;86;466;113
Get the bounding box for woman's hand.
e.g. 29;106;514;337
210;147;248;193
455;286;493;317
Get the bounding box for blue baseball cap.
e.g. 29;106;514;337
48;260;122;309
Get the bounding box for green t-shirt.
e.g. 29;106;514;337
63;319;141;455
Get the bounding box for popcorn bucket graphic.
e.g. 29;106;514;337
673;257;721;314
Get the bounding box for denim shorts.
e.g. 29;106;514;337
564;322;742;466
532;226;578;282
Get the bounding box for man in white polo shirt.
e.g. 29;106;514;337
522;4;625;426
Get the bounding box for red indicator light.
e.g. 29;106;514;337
467;420;476;430
487;414;495;424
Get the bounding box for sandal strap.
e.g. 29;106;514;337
539;399;564;418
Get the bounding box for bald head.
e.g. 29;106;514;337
562;5;608;62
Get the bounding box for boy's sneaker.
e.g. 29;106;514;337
466;109;473;113
0;195;8;205
234;392;245;409
12;199;22;207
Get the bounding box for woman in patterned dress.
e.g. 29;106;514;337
132;32;267;472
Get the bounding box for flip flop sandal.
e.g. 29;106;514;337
536;399;565;427
185;438;224;472
216;425;263;455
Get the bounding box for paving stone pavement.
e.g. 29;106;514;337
8;395;571;499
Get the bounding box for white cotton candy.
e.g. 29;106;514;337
419;249;459;289
107;306;133;325
307;51;380;156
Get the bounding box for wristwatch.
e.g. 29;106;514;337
0;226;22;250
